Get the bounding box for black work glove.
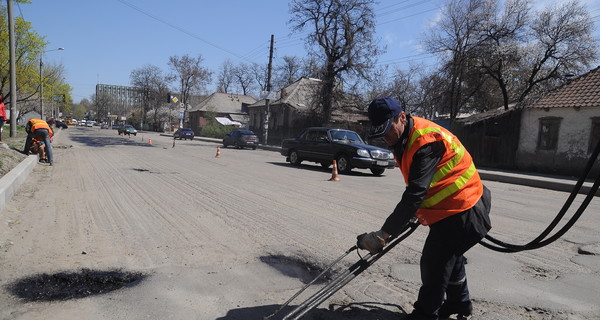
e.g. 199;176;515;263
357;230;387;254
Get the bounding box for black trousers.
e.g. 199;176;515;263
412;186;492;319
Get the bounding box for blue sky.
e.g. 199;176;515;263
17;0;600;103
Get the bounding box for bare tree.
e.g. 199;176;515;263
167;54;211;111
249;62;268;94
231;63;254;96
273;56;303;90
130;64;166;129
216;59;235;93
515;0;598;106
92;91;113;123
425;0;489;119
426;0;598;115
289;0;381;124
474;0;530;110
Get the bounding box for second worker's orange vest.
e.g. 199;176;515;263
28;119;53;137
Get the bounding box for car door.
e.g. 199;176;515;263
223;131;234;145
299;129;326;162
311;129;334;162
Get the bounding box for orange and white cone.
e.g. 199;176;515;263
215;145;221;158
148;138;152;145
329;160;340;181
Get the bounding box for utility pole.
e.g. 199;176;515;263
263;34;274;146
7;0;17;137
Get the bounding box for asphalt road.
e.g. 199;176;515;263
0;127;598;320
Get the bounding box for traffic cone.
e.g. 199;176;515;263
148;138;152;145
215;145;221;158
329;160;340;181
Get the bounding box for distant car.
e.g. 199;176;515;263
101;123;109;129
222;130;259;150
280;127;395;176
173;128;195;140
86;121;94;127
118;124;137;136
55;120;68;129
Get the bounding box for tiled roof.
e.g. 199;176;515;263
529;66;600;109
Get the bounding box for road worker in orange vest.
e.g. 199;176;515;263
357;98;492;320
23;118;54;165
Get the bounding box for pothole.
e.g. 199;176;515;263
520;265;558;280
6;268;147;302
133;168;150;172
260;255;332;284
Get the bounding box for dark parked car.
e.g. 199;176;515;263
280;127;395;176
173;128;195;140
118;124;137;136
55;120;68;129
222;130;259;149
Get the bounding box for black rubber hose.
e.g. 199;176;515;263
481;138;600;253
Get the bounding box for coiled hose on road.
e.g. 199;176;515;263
480;138;600;253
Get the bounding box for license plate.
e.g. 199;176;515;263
376;161;388;166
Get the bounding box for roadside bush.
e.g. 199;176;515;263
200;123;235;139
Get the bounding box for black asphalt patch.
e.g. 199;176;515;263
259;255;331;284
6;268;147;302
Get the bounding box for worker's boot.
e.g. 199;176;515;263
438;300;472;319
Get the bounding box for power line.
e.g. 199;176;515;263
377;0;436;17
116;0;253;63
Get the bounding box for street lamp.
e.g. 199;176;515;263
40;47;64;120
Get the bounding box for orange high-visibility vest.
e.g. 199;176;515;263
27;119;53;137
398;117;483;225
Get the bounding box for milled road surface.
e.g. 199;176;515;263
0;127;598;320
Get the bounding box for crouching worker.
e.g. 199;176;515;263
29;137;48;163
23;118;54;165
357;98;492;320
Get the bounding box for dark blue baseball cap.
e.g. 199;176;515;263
367;97;403;138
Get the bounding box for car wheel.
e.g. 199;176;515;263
252;147;257;150
235;142;241;149
370;168;385;176
133;133;137;136
336;155;351;174
320;162;331;169
222;143;228;148
289;150;302;165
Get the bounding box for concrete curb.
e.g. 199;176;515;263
0;155;37;212
478;169;598;196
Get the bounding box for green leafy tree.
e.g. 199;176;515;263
1;3;46;102
1;2;72;121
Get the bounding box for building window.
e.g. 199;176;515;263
537;117;562;151
590;117;600;153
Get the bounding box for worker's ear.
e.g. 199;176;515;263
398;112;407;125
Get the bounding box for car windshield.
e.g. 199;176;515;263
239;130;254;135
330;130;364;144
182;128;193;132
